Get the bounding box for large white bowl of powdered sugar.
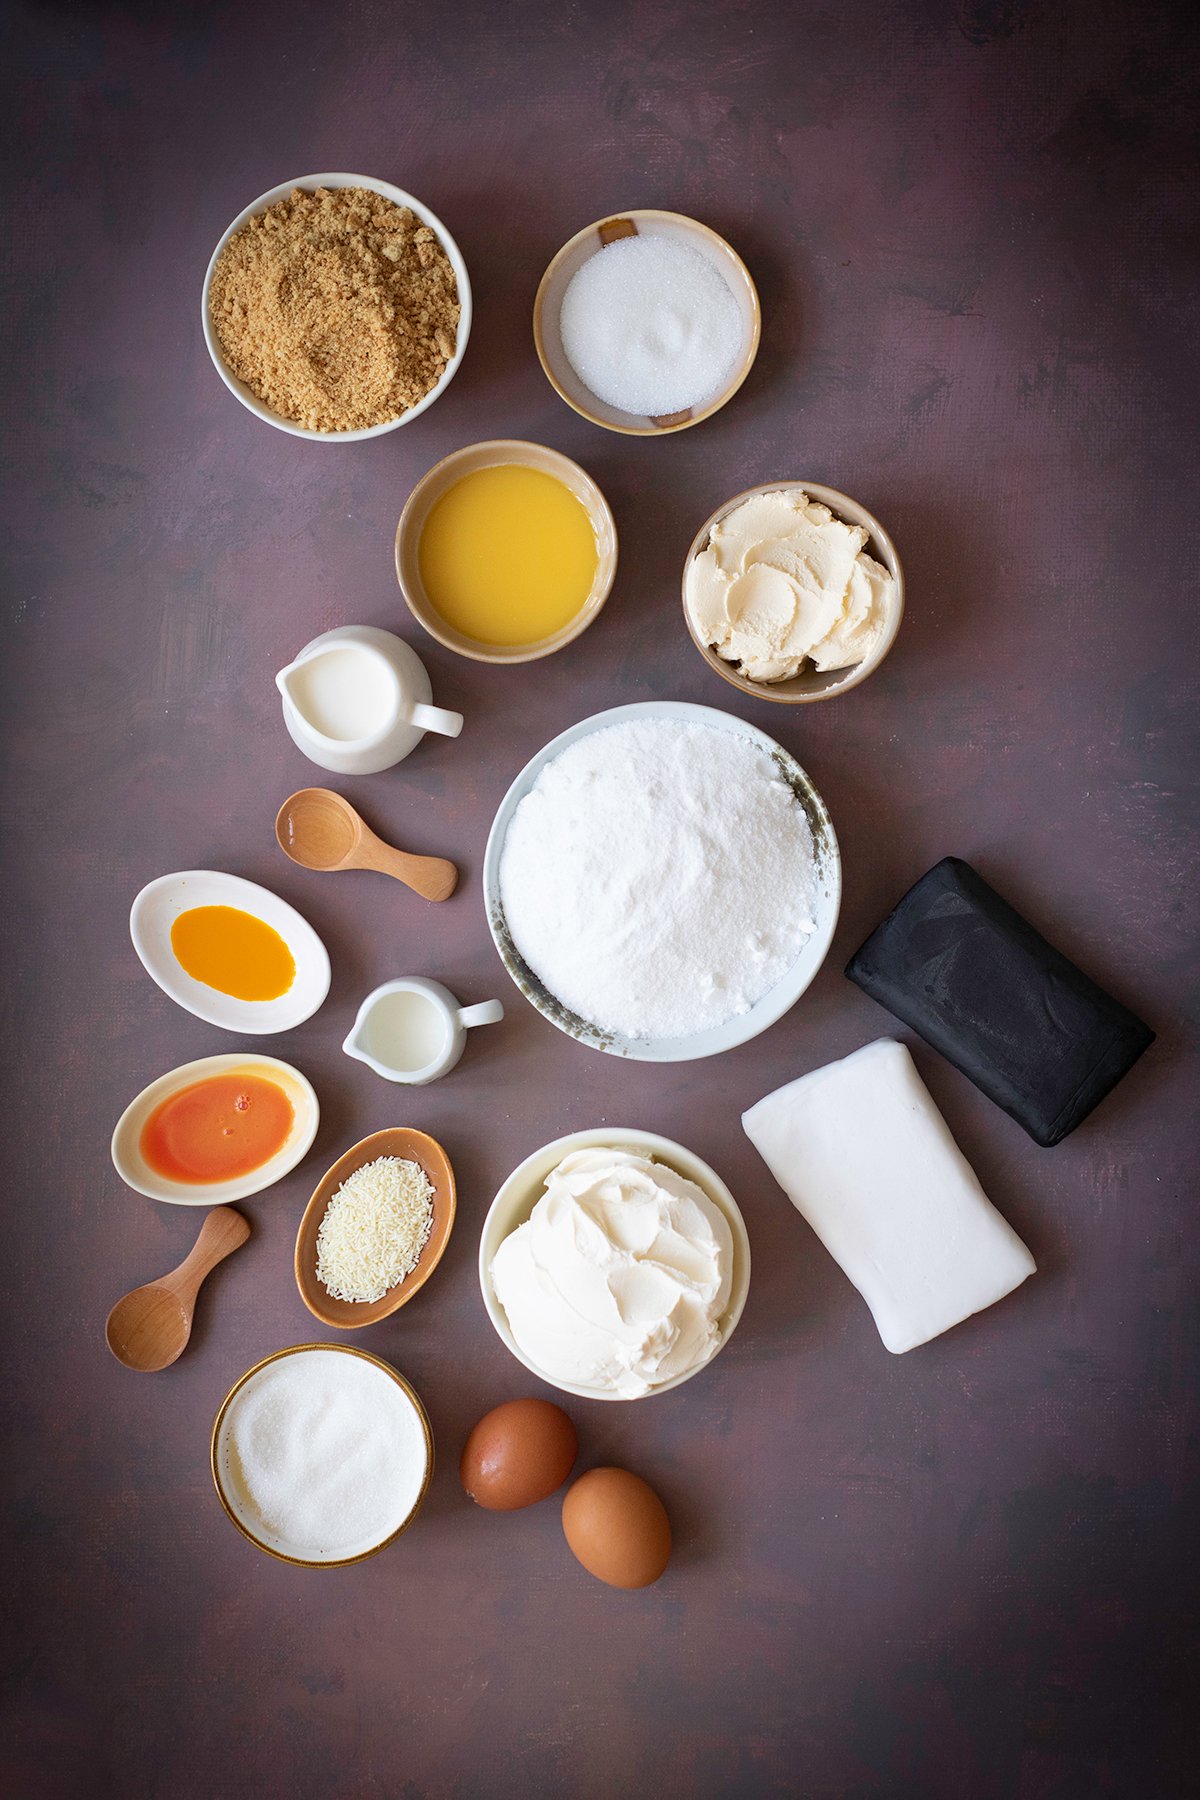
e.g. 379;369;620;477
483;702;840;1061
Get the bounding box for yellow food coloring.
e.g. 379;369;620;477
170;906;296;1002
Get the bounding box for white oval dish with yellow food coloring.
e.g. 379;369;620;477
130;871;331;1034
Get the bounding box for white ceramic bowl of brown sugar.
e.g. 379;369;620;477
202;174;472;442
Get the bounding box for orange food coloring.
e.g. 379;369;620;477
140;1072;295;1184
170;905;296;1001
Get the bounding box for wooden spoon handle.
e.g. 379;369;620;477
165;1206;250;1304
356;834;458;902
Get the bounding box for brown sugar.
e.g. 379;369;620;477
208;186;460;432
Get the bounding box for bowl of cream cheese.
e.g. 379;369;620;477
479;1130;751;1401
682;482;905;703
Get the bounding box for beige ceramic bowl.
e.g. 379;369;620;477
395;439;618;664
683;482;905;703
478;1127;751;1402
534;209;760;435
210;1344;433;1567
201;172;471;443
110;1053;319;1206
294;1128;456;1329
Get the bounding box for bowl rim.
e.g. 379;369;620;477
110;1052;320;1205
293;1127;457;1329
482;700;841;1061
478;1127;752;1401
682;481;906;704
201;172;473;442
394;437;618;664
533;208;761;435
129;869;331;1035
210;1343;434;1567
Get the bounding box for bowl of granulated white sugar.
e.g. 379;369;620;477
211;1345;433;1566
483;702;841;1062
534;210;759;435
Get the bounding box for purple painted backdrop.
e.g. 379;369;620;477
2;1;1198;1796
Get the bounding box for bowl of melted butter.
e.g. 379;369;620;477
395;439;617;664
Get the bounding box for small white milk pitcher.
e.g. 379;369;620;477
276;625;463;775
343;978;505;1086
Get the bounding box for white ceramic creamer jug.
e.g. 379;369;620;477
276;625;463;775
343;978;504;1086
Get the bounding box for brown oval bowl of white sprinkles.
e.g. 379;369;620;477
294;1128;456;1329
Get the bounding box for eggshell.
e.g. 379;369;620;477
561;1467;672;1589
460;1398;578;1510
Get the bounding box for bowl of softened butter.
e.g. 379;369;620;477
682;482;905;703
479;1128;751;1403
395;439;618;664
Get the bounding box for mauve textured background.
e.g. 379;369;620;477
2;1;1198;1795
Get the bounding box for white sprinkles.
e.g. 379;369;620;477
316;1156;435;1303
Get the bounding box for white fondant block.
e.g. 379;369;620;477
742;1038;1036;1353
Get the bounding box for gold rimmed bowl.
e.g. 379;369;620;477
533;209;760;435
682;481;905;704
211;1344;433;1567
294;1128;456;1329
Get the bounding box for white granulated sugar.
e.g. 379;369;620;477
316;1155;434;1303
225;1350;427;1557
498;720;817;1041
559;236;743;417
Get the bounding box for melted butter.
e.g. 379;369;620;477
418;464;598;646
171;905;296;1001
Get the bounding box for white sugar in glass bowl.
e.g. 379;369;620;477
479;1128;751;1402
201;173;472;442
483;701;841;1062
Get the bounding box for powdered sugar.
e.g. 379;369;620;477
498;720;817;1041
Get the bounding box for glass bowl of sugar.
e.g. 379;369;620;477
211;1345;433;1567
533;211;760;435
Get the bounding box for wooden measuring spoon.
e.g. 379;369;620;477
275;788;458;902
105;1206;250;1372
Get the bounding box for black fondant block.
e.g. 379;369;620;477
845;857;1154;1147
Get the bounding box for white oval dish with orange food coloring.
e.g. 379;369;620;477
112;1053;320;1206
130;870;330;1034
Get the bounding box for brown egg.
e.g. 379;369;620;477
561;1467;672;1589
460;1398;578;1510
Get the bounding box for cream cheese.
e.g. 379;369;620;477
686;489;894;681
489;1148;734;1398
